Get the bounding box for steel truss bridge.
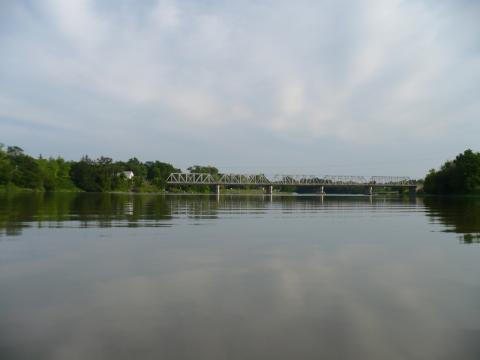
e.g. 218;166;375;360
166;173;417;194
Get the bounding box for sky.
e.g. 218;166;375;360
0;0;479;177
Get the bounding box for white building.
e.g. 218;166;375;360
122;171;134;180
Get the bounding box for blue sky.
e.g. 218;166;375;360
1;0;479;177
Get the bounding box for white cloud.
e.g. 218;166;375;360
0;0;479;173
45;0;109;50
149;0;181;29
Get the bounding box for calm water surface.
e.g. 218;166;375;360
1;193;480;360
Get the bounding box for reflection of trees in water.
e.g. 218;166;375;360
0;192;73;237
0;193;173;237
167;195;419;218
0;193;424;238
70;193;172;228
167;195;278;218
424;197;480;243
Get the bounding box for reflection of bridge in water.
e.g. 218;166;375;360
167;173;418;195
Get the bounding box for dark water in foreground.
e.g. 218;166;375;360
1;193;480;360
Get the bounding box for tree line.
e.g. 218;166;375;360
424;149;480;195
0;144;181;192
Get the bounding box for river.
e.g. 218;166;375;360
1;193;479;359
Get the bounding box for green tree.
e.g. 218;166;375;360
10;153;42;189
96;157;115;191
0;144;14;185
37;157;62;191
7;146;24;157
54;158;77;190
70;156;100;192
145;161;179;189
424;149;480;194
188;165;219;178
126;157;147;187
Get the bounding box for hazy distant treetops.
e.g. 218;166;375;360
424;149;480;195
187;165;219;178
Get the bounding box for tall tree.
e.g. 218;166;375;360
424;149;480;194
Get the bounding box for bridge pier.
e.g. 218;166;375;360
320;186;325;195
266;185;273;195
365;186;373;195
213;184;220;194
409;187;416;197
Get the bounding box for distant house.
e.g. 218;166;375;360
122;171;134;180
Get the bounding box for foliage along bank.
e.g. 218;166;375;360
424;149;480;195
0;144;180;193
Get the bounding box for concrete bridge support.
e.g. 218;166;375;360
365;186;373;195
266;185;273;194
409;187;416;197
213;184;220;194
320;186;325;195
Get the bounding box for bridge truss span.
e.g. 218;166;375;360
219;174;271;185
271;175;324;185
323;175;368;185
370;176;411;185
166;173;415;187
167;172;216;184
